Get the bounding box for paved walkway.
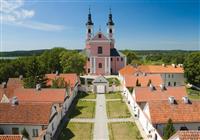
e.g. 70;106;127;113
70;118;95;123
108;117;134;122
80;98;96;101
93;94;109;140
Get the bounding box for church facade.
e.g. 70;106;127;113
82;9;126;75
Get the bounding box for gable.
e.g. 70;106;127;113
91;32;109;41
92;76;108;84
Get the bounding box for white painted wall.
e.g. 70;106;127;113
0;124;44;140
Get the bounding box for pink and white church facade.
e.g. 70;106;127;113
82;9;127;75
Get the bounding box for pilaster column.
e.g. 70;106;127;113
108;57;111;74
94;57;96;74
90;57;92;74
105;57;107;74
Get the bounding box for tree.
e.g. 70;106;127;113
39;48;66;73
23;56;46;88
123;50;138;64
163;118;176;139
60;51;86;75
184;52;200;86
21;128;29;139
52;77;66;88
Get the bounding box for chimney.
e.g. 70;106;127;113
168;96;175;104
19;75;23;80
182;96;189;104
56;70;59;76
160;84;166;91
162;64;166;67
178;64;183;67
11;96;19;106
36;84;41;90
149;84;155;91
2;82;7;88
172;64;176;68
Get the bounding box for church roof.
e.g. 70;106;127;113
110;48;125;57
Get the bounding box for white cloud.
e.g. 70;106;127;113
0;0;64;31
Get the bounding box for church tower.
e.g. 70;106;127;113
107;8;114;39
86;8;94;40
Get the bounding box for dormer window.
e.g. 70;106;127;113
98;34;102;38
98;46;103;54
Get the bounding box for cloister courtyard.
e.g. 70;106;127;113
58;92;143;140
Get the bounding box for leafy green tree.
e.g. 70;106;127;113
52;77;67;88
39;48;66;73
123;50;138;64
21;128;29;139
60;51;86;74
23;56;46;88
163;118;176;139
184;52;200;86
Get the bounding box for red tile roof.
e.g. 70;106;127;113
0;78;23;99
147;100;200;124
134;86;187;103
45;73;79;88
119;65;138;76
138;65;184;74
14;88;66;104
169;131;200;140
124;74;163;87
0;135;23;140
0;103;52;125
119;65;184;76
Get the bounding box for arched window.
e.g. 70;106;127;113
174;82;176;86
98;46;103;54
99;63;102;68
88;29;91;33
98;34;102;38
109;29;112;33
168;82;171;86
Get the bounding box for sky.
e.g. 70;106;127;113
0;0;199;51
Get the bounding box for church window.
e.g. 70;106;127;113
88;58;90;61
99;63;102;68
88;29;91;33
111;58;113;61
174;82;176;86
88;68;90;73
121;57;123;61
98;47;103;54
117;58;119;61
109;29;112;33
98;34;102;38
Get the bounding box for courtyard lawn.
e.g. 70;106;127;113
59;122;93;140
187;88;200;100
105;92;122;99
77;91;96;99
69;100;96;118
108;122;143;140
106;100;131;118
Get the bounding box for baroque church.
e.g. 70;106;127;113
82;9;127;75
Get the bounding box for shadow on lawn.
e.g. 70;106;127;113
59;127;75;140
77;91;90;99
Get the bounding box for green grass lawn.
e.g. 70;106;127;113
187;88;200;100
77;92;96;99
105;92;122;99
108;122;143;140
106;100;131;118
69;100;96;118
59;122;93;140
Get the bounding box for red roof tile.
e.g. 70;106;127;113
134;86;187;103
124;74;163;87
147;100;200;124
14;88;66;104
45;73;79;88
0;103;52;125
0;135;23;140
169;131;200;140
119;65;184;76
0;78;23;99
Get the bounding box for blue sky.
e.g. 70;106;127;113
1;0;199;51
